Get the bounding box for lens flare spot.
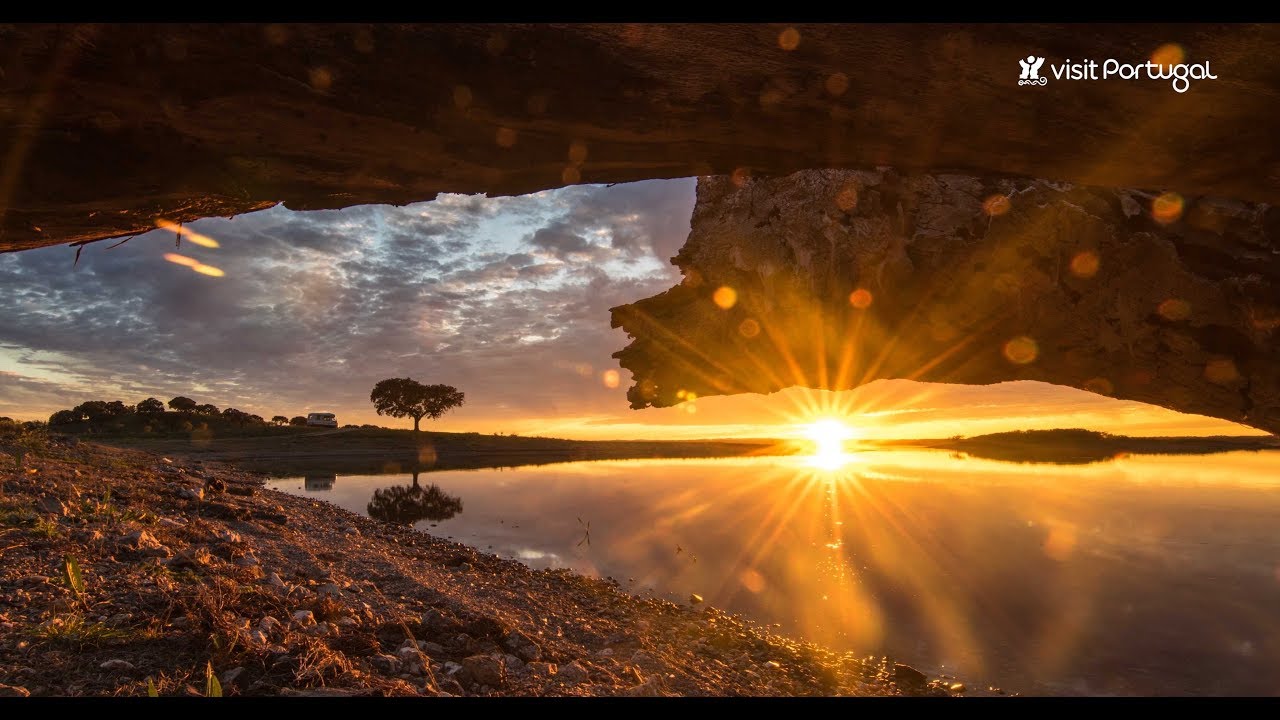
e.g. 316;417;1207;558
1157;298;1192;321
417;445;438;466
601;369;621;389
353;28;375;53
526;93;549;115
1069;250;1099;278
485;33;508;56
982;194;1011;217
495;127;518;148
263;24;289;46
561;165;581;184
1003;336;1039;365
835;185;859;212
1150;42;1185;68
568;140;588;165
731;167;751;187
1083;377;1114;396
309;67;333;92
163;252;199;268
825;72;850;97
849;288;873;309
777;27;801;51
1043;524;1077;561
738;318;761;338
1204;358;1240;384
156;219;219;248
713;286;738;309
739;569;766;594
192;264;225;278
1152;192;1184;224
676;389;687;400
453;85;473;110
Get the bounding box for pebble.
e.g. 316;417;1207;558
689;594;704;605
177;486;203;501
36;495;69;516
893;663;928;686
343;526;360;536
99;659;135;671
165;547;210;568
291;610;316;626
234;554;259;567
503;629;542;661
212;528;241;544
371;654;400;674
526;662;557;677
442;661;464;677
462;654;505;687
264;573;286;588
396;646;421;663
949;682;966;693
259;616;282;634
557;661;590;684
316;583;342;598
630;650;657;668
623;678;665;697
764;660;782;670
221;667;246;686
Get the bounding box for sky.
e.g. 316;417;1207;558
0;179;1264;440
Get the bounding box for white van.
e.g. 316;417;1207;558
306;412;338;428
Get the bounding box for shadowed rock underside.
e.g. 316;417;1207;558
611;171;1280;434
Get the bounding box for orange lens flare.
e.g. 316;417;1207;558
1152;192;1184;225
156;219;220;248
713;286;738;310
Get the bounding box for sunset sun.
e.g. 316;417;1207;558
804;418;857;466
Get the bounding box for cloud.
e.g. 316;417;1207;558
0;179;697;425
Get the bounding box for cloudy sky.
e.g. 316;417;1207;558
0;179;1261;439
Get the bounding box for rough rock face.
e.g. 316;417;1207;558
611;170;1280;434
3;23;1280;252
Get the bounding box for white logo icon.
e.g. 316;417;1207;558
1018;55;1047;86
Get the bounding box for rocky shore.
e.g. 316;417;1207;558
0;440;974;697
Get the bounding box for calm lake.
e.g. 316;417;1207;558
267;449;1280;696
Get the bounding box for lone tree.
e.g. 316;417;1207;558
168;396;197;413
136;397;165;414
370;378;465;432
289;416;308;426
271;415;289;426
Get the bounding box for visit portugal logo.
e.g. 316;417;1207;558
1018;56;1047;86
1016;50;1218;93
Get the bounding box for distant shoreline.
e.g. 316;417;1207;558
880;429;1280;465
84;425;1280;474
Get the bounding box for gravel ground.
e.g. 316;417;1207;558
0;439;977;697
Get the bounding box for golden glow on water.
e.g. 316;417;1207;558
271;449;1280;695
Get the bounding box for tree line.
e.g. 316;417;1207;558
39;377;467;435
47;396;317;433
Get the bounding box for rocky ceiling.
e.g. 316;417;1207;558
2;23;1278;432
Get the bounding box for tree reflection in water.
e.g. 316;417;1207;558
366;470;463;525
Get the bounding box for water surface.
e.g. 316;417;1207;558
268;449;1280;696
